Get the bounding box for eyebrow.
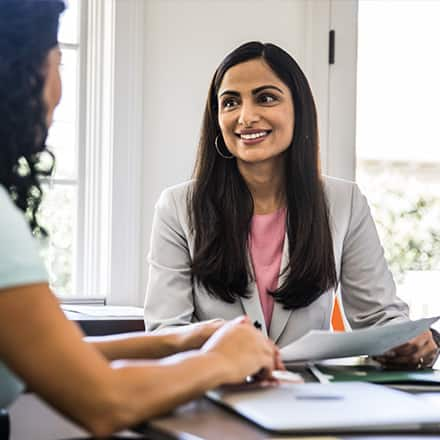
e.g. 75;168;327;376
219;84;284;98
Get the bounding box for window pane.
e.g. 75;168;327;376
38;184;77;297
48;48;78;180
47;121;77;180
38;1;81;300
58;0;79;45
356;1;440;319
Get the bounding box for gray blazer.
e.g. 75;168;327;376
144;176;409;347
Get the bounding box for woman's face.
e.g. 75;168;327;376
217;58;294;165
43;47;62;127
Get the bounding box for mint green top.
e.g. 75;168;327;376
0;185;48;408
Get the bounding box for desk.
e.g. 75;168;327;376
64;310;145;336
9;393;440;440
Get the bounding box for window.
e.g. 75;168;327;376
37;1;146;306
356;1;440;319
39;1;82;297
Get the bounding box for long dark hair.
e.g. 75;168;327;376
189;41;337;310
0;0;65;235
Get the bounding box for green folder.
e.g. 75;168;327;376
316;364;440;385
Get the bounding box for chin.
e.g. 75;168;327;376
237;149;287;166
238;155;273;164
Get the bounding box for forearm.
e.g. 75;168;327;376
88;332;184;360
32;349;227;437
108;351;228;429
89;320;224;360
0;285;228;437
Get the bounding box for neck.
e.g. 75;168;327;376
237;156;286;215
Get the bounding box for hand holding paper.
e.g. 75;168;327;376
280;316;439;363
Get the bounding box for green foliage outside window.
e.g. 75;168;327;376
365;183;440;284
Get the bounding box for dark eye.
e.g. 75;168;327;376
258;93;277;104
221;97;239;109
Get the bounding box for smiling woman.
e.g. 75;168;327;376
144;41;439;370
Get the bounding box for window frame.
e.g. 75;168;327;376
326;0;359;181
56;0;145;305
42;1;83;300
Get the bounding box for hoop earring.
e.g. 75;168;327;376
215;135;234;159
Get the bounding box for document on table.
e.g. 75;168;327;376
61;305;144;317
280;316;439;362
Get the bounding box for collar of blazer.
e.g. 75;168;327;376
240;234;292;344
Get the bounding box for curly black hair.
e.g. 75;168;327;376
0;0;65;236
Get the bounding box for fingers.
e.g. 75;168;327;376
205;315;283;384
275;350;285;371
235;320;279;377
237;317;284;370
268;339;285;371
374;331;439;369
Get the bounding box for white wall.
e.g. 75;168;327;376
139;0;332;301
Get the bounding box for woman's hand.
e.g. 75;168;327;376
175;319;226;351
374;330;439;369
202;316;282;384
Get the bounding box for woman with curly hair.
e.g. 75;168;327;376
0;2;281;437
145;41;439;369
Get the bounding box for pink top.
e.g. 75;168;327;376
249;208;287;330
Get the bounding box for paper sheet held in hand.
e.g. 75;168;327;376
280;316;439;362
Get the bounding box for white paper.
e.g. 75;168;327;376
280;316;439;362
61;305;144;317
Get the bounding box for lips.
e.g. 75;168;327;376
235;129;272;142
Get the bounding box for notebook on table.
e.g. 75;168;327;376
206;382;440;434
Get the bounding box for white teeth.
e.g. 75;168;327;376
240;131;267;140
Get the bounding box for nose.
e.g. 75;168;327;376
238;100;260;127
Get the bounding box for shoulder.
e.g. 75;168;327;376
0;185;48;289
321;175;370;232
322;175;366;211
157;180;194;207
322;175;358;200
0;185;32;238
153;181;194;232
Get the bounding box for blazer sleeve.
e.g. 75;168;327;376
144;188;195;331
340;183;409;329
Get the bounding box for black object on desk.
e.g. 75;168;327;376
65;311;145;336
0;408;10;440
133;422;181;439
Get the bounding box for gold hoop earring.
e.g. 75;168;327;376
215;135;234;159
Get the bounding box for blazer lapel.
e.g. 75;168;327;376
240;281;268;337
269;233;293;344
239;251;268;337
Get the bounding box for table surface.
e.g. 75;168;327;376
10;311;439;437
9;391;440;440
145;398;440;440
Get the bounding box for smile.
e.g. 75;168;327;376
235;130;271;142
